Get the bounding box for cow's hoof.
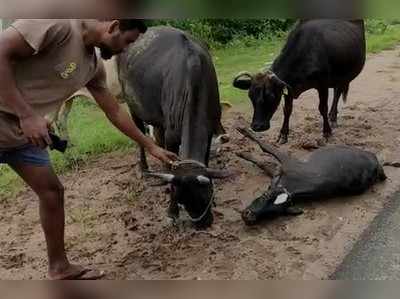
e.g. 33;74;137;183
277;135;288;145
330;120;338;128
167;202;180;221
323;130;333;140
135;168;144;179
140;164;150;172
194;212;214;230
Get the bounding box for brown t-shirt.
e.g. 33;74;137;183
0;19;106;149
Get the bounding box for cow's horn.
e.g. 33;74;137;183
196;175;211;185
233;71;253;82
144;172;175;182
233;72;253;90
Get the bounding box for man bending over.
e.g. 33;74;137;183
0;19;177;279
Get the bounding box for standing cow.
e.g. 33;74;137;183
117;26;230;228
48;53;231;150
233;19;366;144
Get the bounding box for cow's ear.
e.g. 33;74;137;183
283;87;289;97
233;72;252;90
270;75;292;96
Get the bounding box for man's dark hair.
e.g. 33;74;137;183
118;19;147;33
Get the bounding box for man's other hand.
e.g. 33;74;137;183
20;114;52;149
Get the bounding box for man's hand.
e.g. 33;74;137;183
19;114;52;149
147;144;179;165
88;82;180;166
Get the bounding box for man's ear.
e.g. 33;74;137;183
108;20;120;34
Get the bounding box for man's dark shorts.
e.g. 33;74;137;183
0;144;50;167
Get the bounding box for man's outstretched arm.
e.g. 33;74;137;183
87;70;178;165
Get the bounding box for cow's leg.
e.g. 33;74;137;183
318;87;332;139
57;99;74;144
132;116;149;171
277;95;294;145
153;127;165;147
154;127;170;171
204;134;214;167
329;87;341;128
165;138;180;158
165;138;180;220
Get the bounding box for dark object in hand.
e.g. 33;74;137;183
49;132;68;153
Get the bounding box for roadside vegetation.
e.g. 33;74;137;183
1;19;400;199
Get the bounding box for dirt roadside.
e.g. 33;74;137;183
1;47;400;280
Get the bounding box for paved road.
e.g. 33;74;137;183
332;191;400;279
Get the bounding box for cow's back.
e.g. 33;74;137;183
273;19;366;87
118;26;220;133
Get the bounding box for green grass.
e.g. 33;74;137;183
0;100;133;199
1;24;400;199
214;36;285;105
49;100;133;173
0;166;21;199
367;24;400;53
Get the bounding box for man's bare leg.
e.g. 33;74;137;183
10;162;103;280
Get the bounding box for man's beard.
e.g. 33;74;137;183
99;45;114;60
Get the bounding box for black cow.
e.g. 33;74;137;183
233;19;366;144
117;26;230;229
237;127;387;225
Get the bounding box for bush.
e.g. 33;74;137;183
148;19;295;48
149;19;400;49
366;19;389;35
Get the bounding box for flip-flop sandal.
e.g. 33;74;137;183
53;269;106;280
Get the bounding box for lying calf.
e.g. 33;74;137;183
237;127;387;225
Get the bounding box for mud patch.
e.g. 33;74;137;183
1;48;400;280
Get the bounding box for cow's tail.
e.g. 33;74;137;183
341;83;350;104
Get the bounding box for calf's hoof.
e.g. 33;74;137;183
241;209;258;226
284;206;304;216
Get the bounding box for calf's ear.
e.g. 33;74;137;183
284;206;304;216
